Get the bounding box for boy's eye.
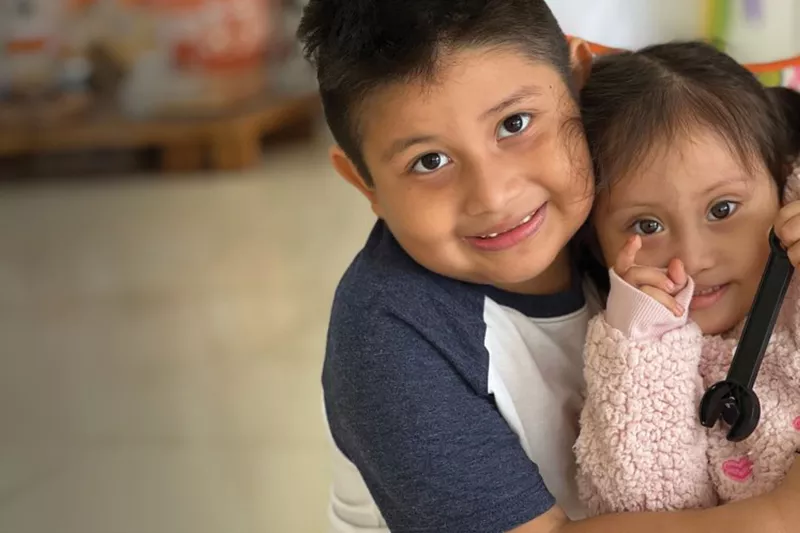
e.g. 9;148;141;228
497;113;532;139
632;219;663;236
411;152;451;174
707;200;738;221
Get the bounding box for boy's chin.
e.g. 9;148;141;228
473;258;570;295
427;259;560;294
406;234;570;294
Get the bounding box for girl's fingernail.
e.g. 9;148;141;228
665;281;675;292
674;304;685;316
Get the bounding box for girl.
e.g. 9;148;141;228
575;40;800;514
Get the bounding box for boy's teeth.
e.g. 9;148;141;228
479;213;534;239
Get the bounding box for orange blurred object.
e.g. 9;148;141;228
145;0;272;73
5;38;48;53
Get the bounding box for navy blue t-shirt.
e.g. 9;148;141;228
324;220;599;532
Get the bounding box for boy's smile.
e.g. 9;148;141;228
331;45;593;295
465;203;547;252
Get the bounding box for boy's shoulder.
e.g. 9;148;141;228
325;220;591;390
328;221;489;371
330;220;590;333
333;220;482;320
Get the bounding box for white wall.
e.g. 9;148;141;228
547;0;800;64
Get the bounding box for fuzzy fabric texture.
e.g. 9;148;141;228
574;167;800;515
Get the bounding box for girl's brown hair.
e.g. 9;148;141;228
577;41;800;299
581;41;800;194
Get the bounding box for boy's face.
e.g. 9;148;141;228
333;46;593;294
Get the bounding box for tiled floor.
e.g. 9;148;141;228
0;128;374;532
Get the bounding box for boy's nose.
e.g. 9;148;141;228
463;160;523;216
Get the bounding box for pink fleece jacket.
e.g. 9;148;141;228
574;174;800;515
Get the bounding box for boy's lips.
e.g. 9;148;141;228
465;204;547;252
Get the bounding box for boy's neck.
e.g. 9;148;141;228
494;248;573;296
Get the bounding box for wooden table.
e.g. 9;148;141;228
0;92;321;172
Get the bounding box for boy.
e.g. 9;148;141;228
298;1;800;531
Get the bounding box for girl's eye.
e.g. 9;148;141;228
707;200;738;221
497;113;532;139
411;152;451;174
632;219;663;236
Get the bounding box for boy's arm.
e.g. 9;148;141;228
513;479;798;533
325;311;558;533
574;270;715;514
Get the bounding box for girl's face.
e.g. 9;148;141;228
593;129;780;335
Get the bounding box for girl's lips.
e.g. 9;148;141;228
465;204;547;252
690;283;729;311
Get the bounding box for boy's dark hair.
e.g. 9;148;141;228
297;0;573;186
581;40;800;195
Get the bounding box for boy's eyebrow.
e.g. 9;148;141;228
382;135;438;163
480;85;542;120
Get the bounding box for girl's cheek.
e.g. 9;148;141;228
636;237;672;268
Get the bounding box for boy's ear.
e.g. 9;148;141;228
568;38;593;90
329;146;383;217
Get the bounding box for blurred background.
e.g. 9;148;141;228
0;0;375;531
2;0;800;532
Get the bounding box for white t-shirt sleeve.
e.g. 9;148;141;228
324;400;389;533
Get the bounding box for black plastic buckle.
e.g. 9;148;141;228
699;229;794;442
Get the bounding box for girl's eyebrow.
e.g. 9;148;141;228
605;203;660;218
700;175;750;196
608;175;751;210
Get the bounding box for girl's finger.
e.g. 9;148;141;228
666;258;687;294
640;286;685;317
788;242;800;270
623;265;676;294
614;235;642;276
775;200;800;238
777;213;800;251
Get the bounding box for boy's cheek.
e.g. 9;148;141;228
379;190;460;243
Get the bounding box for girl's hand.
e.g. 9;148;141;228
614;235;689;317
775;200;800;268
